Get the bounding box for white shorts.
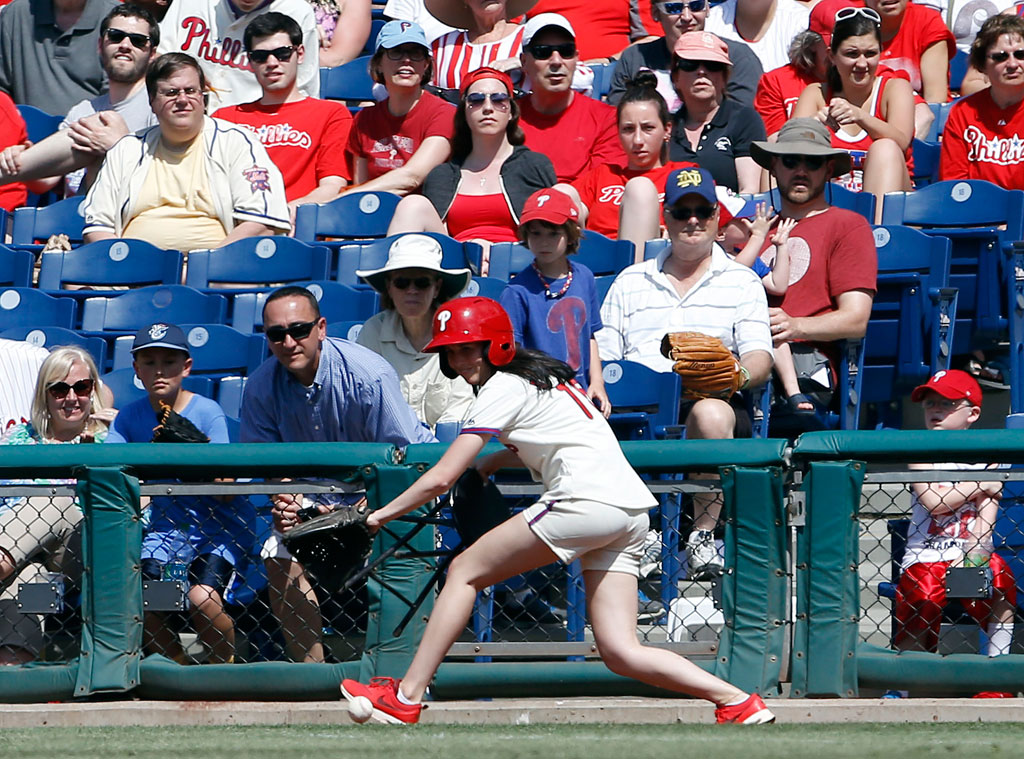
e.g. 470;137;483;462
521;498;649;575
261;529;293;561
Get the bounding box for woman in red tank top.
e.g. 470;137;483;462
792;7;914;222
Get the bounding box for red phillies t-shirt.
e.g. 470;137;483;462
572;161;699;238
0;92;28;212
880;3;955;94
347;92;454;182
519;94;626;183
755;64;818;136
526;0;633;60
214;97;353;202
939;89;1024;188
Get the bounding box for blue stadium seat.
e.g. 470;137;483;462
15;104;62;143
293;191;401;244
482;231;634;281
0;287;76;329
0;326;108;370
37;240;183;298
950;49;969;93
334;232;475;285
748;183;876;223
602;360;682;441
0;245;33;287
10;196;86;251
231;281;379;333
319;56;375;103
325;320;364;342
911;139;941;187
463;276;506;300
217;376;247;419
81;285;228;334
880;180;1024;412
184;237;331;290
643;239;670;261
594;273;615;305
100;367;214;408
362;16;386;56
585;61;616;100
112;324;267;376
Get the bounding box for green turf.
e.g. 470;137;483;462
3;723;1024;759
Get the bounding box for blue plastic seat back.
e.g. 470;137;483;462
293;191;401;243
0;325;107;370
463;276;506;300
601;360;681;441
319;56;375;103
184;237;331;289
482;231;634;281
335;232;473;285
16;104;62;143
10;197;86;249
325;319;365;342
0;287;76;329
81;285;228;333
231;281;379;332
38;239;183;291
923;101;956;142
911;139;941;187
217;376;247;419
112;323;267;375
0;245;33;287
100;368;214;408
748;184;876;223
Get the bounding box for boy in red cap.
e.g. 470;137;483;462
895;369;1016;657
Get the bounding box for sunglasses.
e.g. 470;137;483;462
385;45;428;61
265;320;318;343
668;204;717;221
48;378;95;400
779;154;826;170
104;27;152;49
674;59;727;73
656;0;708;14
834;7;881;24
988;49;1024;63
527;42;577;60
465;91;511;108
249;45;296;64
390;276;436;290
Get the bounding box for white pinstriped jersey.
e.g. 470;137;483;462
597;244;772;373
431;27;526;91
0;339;48;437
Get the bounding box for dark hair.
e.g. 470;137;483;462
244;12;303;51
519;219;581;255
263;285;322;321
451;90;525;162
971;14;1024;72
370;46;434;87
617;71;670;126
101;3;160;48
826;14;881;95
496;347;575;390
789;29;824;76
146;52;207;100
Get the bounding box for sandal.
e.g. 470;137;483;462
966;358;1010;391
786;393;817;415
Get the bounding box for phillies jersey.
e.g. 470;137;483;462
0;338;49;437
903;462;992;567
460;371;657;512
939;88;1024;188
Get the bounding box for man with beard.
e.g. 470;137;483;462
0;4;160;195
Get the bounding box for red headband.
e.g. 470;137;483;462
459;66;515;97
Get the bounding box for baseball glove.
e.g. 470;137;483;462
661;331;745;401
151;401;210;443
281;503;373;593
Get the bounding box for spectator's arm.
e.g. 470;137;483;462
919;41;951;104
67;111;130;157
959;64;988;97
769;289;873;345
289;176;346;216
345;135;451;195
735;156;761;194
738;348;773;387
218;220;281;246
318;0;372;68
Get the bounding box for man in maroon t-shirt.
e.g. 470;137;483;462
750;117;876;413
517;13;626;183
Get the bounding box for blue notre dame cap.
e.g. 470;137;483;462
664;166;718;209
374;20;429;52
131;322;190;355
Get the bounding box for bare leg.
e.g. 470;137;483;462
862;138;912;224
266;557;325;663
618;177;660;262
554;183;587;226
0;645;34;665
586;569;742;704
773;342;812;410
188;583;235;664
386;194;447;236
400;514;559;701
685;399;735;532
143;611;186;662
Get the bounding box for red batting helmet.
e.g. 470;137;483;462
424;296;516;379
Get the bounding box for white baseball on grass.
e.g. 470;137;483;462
349;696;374;723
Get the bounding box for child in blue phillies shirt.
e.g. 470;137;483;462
500;187;611;417
106;323;252;664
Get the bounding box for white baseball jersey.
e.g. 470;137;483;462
0;338;49;437
158;0;320;110
460;371;657;513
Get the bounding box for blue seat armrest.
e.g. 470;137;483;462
878;581;897;599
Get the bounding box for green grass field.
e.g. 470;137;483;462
4;723;1024;759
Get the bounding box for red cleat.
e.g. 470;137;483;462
715;693;776;724
341;677;423;724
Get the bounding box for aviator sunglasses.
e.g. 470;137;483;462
465;91;511;107
989;49;1024;63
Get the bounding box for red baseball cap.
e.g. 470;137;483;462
459;66;514;97
519;187;580;226
809;0;865;46
910;369;983;406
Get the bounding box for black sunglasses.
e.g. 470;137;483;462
249;45;296;64
465;91;511;107
266;320;317;343
48;378;95;400
104;28;152;49
668;204;717;221
779;154;826;170
988;49;1024;63
674;59;727;73
385;45;428;61
527;42;577;60
391;276;436;290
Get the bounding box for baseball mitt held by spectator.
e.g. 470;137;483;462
661;331;745;401
281;503;373;593
151;401;210;443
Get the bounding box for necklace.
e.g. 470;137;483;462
532;261;573;299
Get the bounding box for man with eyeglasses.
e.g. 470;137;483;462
82;52;291;252
0;0;117;113
749;118;875;416
608;0;762;110
157;0;320;109
240;286;434;662
0;4;160;197
598;166;772;579
215;13;352;219
517;13;626;183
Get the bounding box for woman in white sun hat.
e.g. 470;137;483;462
356;234;476;430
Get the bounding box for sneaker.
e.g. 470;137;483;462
637;589;664;622
340;677;422;725
686;530;723;580
639;529;661;579
973;691;1015;698
715;693;776;725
